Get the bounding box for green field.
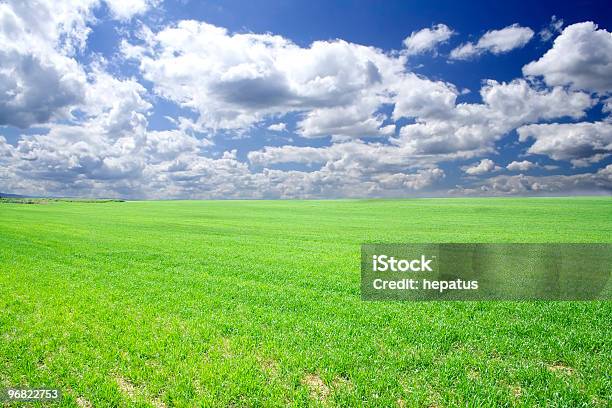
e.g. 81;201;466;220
1;198;611;407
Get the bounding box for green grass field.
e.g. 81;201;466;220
1;198;611;407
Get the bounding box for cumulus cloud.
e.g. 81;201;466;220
297;96;396;138
267;122;287;132
403;24;454;55
83;67;152;135
0;1;89;127
248;140;435;170
393;79;592;157
7;71;153;186
450;24;534;60
518;122;612;167
249;77;594;190
0;8;453;198
246;139;449;197
122;19;591;146
122;20;409;136
391;75;458;120
453;165;612;195
0;0;158;128
506;160;537;172
373;168;445;191
0;2;610;199
249;145;330;166
3;115;223;199
105;0;158;20
122;20;473;139
464;159;500;175
523;22;612;93
8;137;443;199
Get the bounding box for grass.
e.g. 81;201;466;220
0;197;611;407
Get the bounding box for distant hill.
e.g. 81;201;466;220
0;192;28;198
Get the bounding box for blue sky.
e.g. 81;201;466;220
0;0;611;198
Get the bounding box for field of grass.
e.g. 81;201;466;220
1;198;611;407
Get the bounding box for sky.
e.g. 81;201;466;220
0;0;611;199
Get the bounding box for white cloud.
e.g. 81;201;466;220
123;20;591;149
0;0;159;128
247;78;592;182
104;0;157;20
449;43;478;60
479;79;593;123
464;159;500;175
0;135;13;158
83;67;152;136
476;24;534;53
125;20;467;139
0;8;454;198
297;96;396;138
393;79;592;156
518;122;612;166
403;24;454;55
267;122;287;132
2;89;448;199
247;139;448;197
391;75;458;120
123;20;409;136
248;140;434;170
373;168;445;191
249;145;331;166
3;0;99;54
539;15;564;41
506;160;537;171
2;119;216;199
0;5;610;199
0;65;170;197
523;22;612;94
0;1;91;127
453;165;612;195
603;98;612;115
450;24;534;60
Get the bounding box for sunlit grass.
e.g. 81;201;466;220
1;198;610;406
